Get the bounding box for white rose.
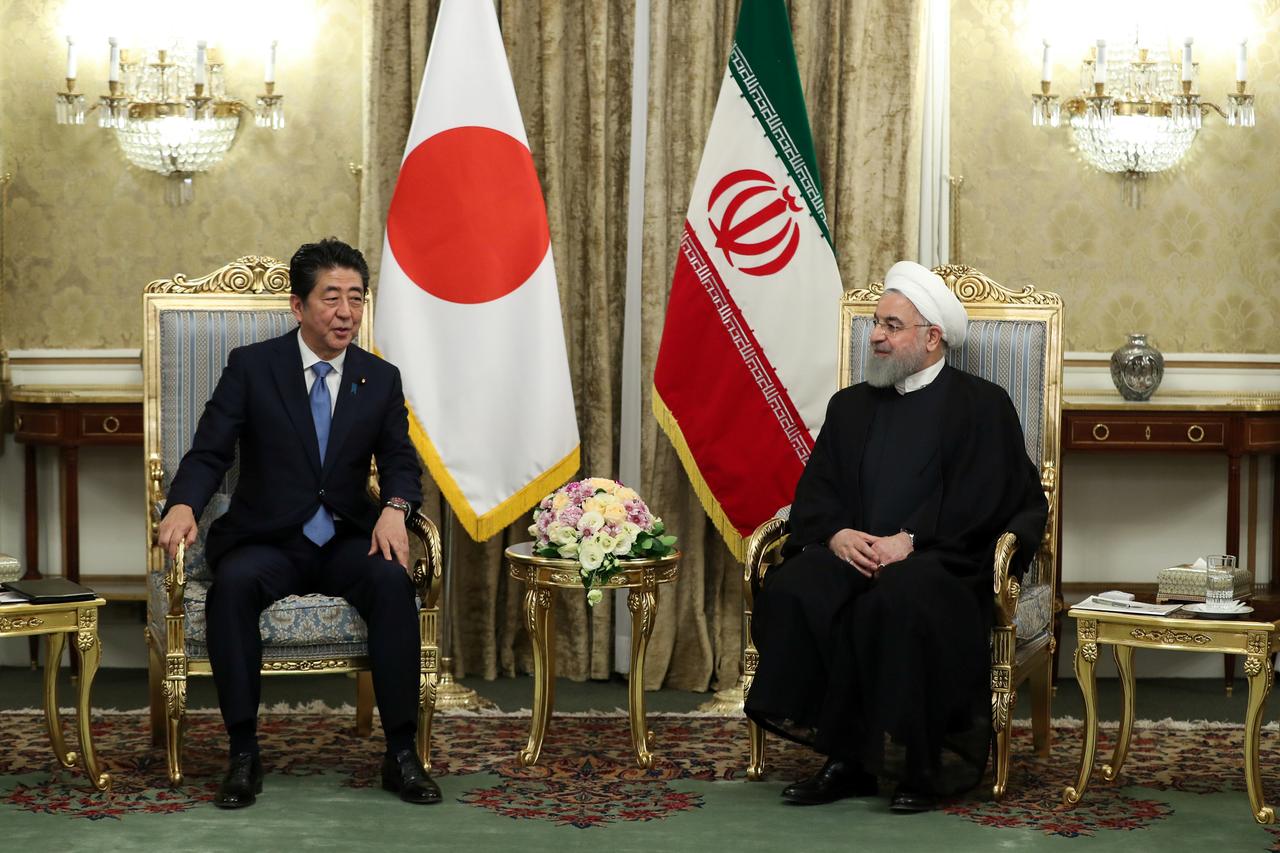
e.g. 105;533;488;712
579;540;605;571
557;542;580;559
596;492;619;507
528;523;539;538
549;523;578;546
577;511;604;533
586;588;604;606
613;533;635;556
621;521;641;538
595;532;618;553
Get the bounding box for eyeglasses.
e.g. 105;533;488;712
870;318;931;336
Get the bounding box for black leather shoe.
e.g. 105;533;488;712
781;758;878;805
214;752;263;809
381;749;442;804
889;785;938;813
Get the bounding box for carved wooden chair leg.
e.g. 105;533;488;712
747;719;767;781
992;688;1015;801
1030;659;1052;757
418;673;438;773
146;633;165;748
164;672;187;785
355;671;374;737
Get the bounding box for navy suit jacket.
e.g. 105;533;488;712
165;328;423;568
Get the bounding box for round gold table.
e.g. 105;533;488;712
504;541;680;768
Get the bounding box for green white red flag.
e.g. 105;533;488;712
653;0;841;559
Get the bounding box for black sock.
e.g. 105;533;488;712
228;720;258;757
385;724;416;757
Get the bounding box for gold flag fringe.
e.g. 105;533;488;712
404;402;580;543
652;388;749;563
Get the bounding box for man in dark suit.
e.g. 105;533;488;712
156;238;439;809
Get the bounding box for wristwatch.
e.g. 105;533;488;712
383;496;411;514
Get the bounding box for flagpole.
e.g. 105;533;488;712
432;502;491;711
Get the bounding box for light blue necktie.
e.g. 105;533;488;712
302;362;335;546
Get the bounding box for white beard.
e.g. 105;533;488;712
865;343;929;388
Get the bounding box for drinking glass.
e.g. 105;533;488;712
1204;555;1237;610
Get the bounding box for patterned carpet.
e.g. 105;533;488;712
4;711;1280;846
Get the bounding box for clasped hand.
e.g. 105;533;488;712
828;528;913;578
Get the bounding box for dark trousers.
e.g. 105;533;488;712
205;526;419;744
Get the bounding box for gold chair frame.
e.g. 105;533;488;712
741;264;1063;800
142;256;442;783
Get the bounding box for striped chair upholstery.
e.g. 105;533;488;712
742;264;1063;801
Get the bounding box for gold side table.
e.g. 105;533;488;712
1062;603;1279;823
0;597;111;791
505;541;680;768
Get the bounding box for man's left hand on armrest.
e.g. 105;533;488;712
369;504;410;570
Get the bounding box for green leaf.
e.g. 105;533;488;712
659;535;676;546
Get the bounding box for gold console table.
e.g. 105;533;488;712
504;541;680;768
1063;600;1280;824
0;596;111;791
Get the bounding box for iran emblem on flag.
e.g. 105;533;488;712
654;0;842;559
374;0;579;542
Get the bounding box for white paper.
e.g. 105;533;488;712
0;590;29;604
1073;596;1184;616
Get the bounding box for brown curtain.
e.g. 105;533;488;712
360;0;922;691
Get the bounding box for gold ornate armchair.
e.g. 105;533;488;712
742;265;1062;800
143;256;442;783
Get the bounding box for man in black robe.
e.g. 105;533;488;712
744;261;1047;812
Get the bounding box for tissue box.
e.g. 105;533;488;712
0;553;20;584
1156;564;1252;603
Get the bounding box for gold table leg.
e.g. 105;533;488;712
1102;644;1135;782
43;631;76;769
1244;647;1275;823
517;584;554;767
73;609;110;791
627;579;657;768
1063;621;1099;806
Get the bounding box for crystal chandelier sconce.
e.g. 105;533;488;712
54;36;286;205
1031;35;1255;207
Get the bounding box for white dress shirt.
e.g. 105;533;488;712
894;358;945;396
297;334;346;415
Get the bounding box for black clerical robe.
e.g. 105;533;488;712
744;365;1047;793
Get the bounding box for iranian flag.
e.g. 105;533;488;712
374;0;579;541
653;0;841;559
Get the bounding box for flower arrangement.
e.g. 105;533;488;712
529;477;677;606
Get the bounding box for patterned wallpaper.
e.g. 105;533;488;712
0;0;363;349
951;0;1280;353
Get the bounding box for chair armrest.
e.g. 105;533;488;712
366;460;440;608
993;463;1059;626
148;453;166;545
743;506;792;609
405;510;443;609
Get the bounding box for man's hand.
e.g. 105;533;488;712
870;531;914;568
157;504;198;560
370;506;410;570
828;528;879;577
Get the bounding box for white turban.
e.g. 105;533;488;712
883;261;968;348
